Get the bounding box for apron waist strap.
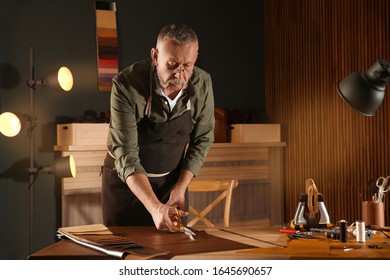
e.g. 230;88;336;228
146;171;171;178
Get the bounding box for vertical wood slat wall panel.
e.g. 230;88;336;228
264;0;390;225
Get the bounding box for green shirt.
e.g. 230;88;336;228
107;59;215;182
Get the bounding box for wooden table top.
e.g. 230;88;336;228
28;226;256;260
28;226;390;260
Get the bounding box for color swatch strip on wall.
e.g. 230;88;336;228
96;8;118;91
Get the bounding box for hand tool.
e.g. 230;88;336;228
375;176;390;202
172;207;196;236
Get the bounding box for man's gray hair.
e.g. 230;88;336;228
157;23;198;45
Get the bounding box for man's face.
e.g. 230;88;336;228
151;39;198;93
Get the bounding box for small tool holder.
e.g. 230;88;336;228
291;178;332;230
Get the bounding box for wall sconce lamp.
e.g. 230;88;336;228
39;155;76;178
337;59;390;116
29;155;76;190
28;66;73;92
0;47;76;253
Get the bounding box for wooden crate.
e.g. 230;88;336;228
57;123;109;146
230;124;281;143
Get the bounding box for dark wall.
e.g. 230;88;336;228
116;1;266;115
0;0;265;259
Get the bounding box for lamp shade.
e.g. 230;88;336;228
337;59;390;116
0;112;21;137
41;155;76;178
44;66;73;91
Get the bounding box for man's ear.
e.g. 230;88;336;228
151;48;158;65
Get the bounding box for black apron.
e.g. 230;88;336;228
102;98;193;226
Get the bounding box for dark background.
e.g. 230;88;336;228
0;0;265;259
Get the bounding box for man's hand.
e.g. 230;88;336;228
151;204;187;232
166;186;186;211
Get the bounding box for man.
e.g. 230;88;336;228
102;23;215;232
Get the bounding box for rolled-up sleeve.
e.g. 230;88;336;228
109;78;146;182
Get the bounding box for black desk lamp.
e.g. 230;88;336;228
337;59;390;116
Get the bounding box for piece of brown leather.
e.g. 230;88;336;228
29;226;254;260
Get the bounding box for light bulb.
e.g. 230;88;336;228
58;67;73;91
0;112;21;137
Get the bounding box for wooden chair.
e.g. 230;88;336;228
187;179;238;228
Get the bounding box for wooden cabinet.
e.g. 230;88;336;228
55;125;286;227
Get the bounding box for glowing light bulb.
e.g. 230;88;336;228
57;67;73;91
0;112;21;137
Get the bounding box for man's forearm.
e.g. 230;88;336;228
125;173;162;214
125;172;180;231
175;169;194;195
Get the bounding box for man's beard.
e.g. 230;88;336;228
158;75;187;90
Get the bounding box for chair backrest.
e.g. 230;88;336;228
187;179;238;227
